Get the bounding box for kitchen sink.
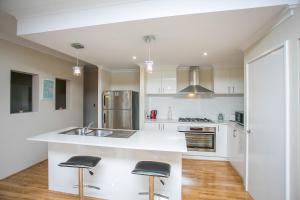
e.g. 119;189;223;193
59;128;90;135
58;128;136;138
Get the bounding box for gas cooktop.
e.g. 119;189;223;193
178;117;214;123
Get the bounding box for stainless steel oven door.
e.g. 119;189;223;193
185;132;216;152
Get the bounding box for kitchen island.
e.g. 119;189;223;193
28;127;187;200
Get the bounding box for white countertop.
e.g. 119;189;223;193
28;127;187;153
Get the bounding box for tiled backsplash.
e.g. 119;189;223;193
146;96;244;121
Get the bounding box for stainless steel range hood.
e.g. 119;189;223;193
179;66;214;94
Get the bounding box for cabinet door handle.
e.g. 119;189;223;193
233;130;237;137
163;124;165;131
233;86;235;93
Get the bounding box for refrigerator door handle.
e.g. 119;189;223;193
103;95;106;108
103;112;106;124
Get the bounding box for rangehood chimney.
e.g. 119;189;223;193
179;66;214;94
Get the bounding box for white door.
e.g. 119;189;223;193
247;46;286;200
146;71;162;94
161;70;177;94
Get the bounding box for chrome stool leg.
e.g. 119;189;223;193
78;168;84;200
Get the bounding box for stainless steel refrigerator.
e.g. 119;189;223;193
102;90;139;130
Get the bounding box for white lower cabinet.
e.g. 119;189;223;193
227;124;246;181
144;122;177;132
216;124;228;157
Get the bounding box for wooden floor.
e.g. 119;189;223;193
0;159;252;200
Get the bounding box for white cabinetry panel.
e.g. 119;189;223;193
144;122;177;132
161;70;177;94
227;124;246;182
216;124;228;157
146;71;162;94
146;69;177;94
213;68;244;94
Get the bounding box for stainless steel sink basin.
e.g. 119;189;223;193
59;128;88;135
58;128;136;138
85;129;113;137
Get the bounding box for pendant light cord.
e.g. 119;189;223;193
148;41;151;61
76;50;79;66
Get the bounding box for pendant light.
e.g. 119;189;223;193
143;35;155;73
71;43;84;76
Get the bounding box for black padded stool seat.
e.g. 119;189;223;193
58;156;101;168
132;161;171;200
58;156;101;200
132;161;171;178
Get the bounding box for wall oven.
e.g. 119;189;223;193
178;126;216;152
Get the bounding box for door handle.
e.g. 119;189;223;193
247;129;251;134
103;113;106;124
163;124;165;131
233;86;235;93
103;95;106;107
233;130;237;137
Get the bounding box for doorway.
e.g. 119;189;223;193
246;43;288;200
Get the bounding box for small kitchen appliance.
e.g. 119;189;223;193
150;110;157;119
235;111;244;126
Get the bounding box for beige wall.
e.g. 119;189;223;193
110;71;140;91
244;6;300;199
0;39;83;179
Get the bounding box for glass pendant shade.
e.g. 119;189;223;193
145;60;153;73
73;66;82;76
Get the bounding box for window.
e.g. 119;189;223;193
10;71;33;113
55;78;66;110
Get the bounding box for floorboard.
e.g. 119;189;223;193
0;159;252;200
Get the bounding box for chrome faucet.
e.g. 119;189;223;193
82;122;94;135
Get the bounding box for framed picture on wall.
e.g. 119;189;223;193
42;79;54;100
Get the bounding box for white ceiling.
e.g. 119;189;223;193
0;0;146;19
19;5;284;70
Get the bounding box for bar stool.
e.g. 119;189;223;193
132;161;171;200
58;156;101;200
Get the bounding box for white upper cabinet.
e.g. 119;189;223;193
161;70;177;94
146;71;162;94
146;69;177;94
213;68;244;94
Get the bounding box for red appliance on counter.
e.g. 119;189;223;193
150;110;157;119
